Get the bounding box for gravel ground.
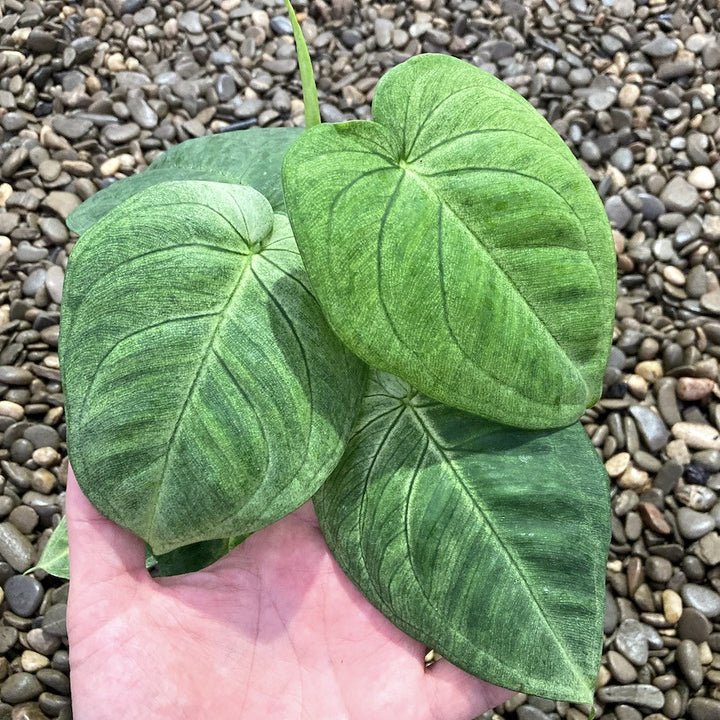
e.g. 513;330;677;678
0;0;719;718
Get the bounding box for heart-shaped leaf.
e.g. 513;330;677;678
282;54;615;429
61;180;367;554
314;370;610;703
68;127;302;235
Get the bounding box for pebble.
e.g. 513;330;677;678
0;674;42;703
676;640;704;690
689;698;720;720
677;507;715;540
682;584;720;618
678;609;713;642
44;267;64;305
20;650;49;673
660;176;700;214
615;619;649;666
41;604;66;638
672;423;720;450
3;576;43;617
595;685;664;710
662;589;683;624
607;650;637;684
628;406;670;452
0;524;35;573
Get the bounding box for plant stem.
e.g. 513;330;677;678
284;0;321;129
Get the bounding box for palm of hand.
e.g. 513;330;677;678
66;470;513;720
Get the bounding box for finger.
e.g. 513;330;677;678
425;659;516;720
66;464;148;586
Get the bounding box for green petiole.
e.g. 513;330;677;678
284;0;321;129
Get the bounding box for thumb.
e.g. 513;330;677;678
66;464;148;586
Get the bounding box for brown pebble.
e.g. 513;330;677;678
31;448;60;468
619;465;650;490
635;360;664;382
677;377;716;401
0;402;24;421
672;422;720;450
607;649;638;684
678;608;712;642
638;502;671;534
627;556;644;596
663;589;683;623
606;452;631;477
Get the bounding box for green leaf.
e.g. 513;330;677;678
68;127;302;235
31;516;70;579
61;180;367;554
30;516;239;579
282;54;615;429
152;535;246;576
314;370;610;703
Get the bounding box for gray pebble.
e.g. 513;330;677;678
0;626;17;654
44;266;64;305
628;406;670;452
270;16;293;35
104;123;141;144
3;575;43;617
676;484;717;511
15;242;48;263
682;583;720;618
686;265;708;297
44;192;80;220
42;604;67;638
517;706;552;720
178;11;203;34
0;523;35;573
1;148;29;177
0;673;42;703
216;74;237;102
596;684;664;710
701;291;720;315
24;425;60;450
661;176;700;214
676;639;703;689
664;581;694;624
51;116;93;141
8;506;38;534
22;269;47;297
0;366;33;386
678;507;715;539
607;649;638;684
126;90;158;130
35;668;69;695
639;193;665;221
657;61;696;81
641;37;678;58
689;698;720;720
615;618;649;666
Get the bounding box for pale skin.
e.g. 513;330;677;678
66;467;515;719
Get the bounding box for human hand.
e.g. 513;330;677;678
66;466;514;719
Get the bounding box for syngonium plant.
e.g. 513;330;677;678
39;0;616;704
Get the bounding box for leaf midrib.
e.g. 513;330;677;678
402;164;582;380
404;400;584;687
145;254;255;538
